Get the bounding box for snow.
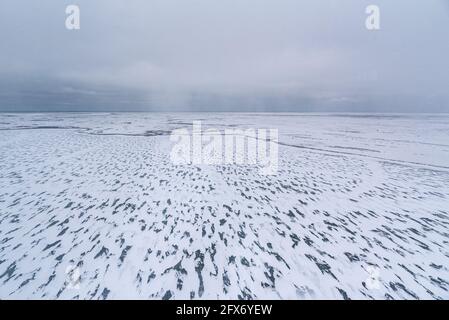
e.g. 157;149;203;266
0;112;448;299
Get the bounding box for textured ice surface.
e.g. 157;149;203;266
0;113;449;299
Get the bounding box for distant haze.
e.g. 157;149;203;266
0;0;448;112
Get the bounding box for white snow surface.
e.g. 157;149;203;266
0;112;449;299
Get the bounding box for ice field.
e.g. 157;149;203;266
0;113;449;299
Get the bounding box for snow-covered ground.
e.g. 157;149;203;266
0;112;448;299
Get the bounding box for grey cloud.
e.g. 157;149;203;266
0;0;448;111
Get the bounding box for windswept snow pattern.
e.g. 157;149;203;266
1;113;449;300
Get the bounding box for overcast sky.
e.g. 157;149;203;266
0;0;448;112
